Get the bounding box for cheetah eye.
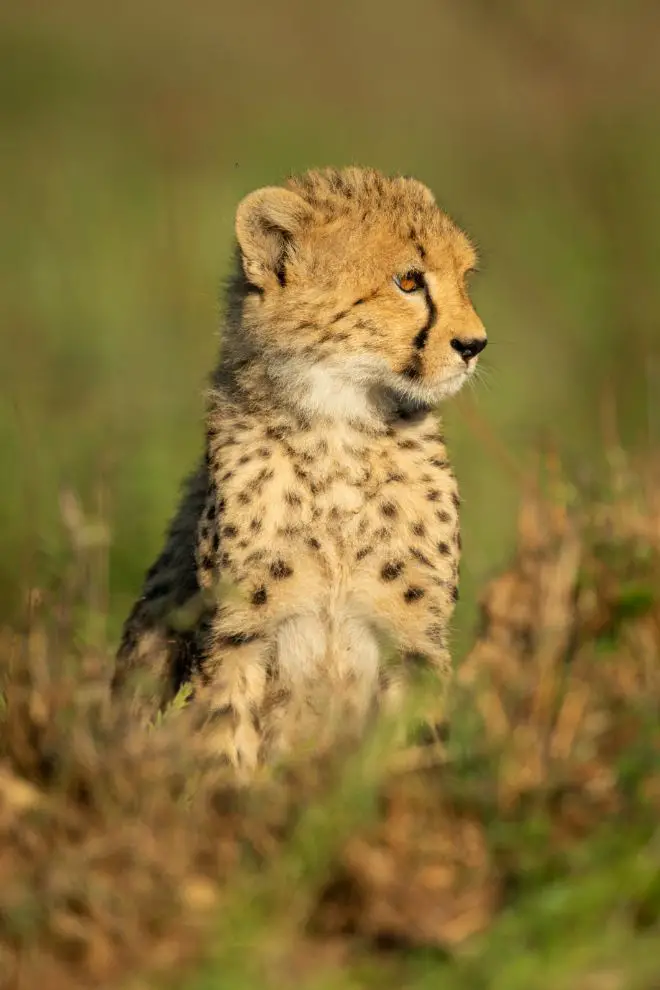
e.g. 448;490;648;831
394;270;425;294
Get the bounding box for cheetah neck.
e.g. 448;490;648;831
215;338;435;434
277;356;383;426
263;353;436;432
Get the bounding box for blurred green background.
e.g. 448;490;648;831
1;0;659;647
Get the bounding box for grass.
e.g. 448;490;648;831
2;455;660;988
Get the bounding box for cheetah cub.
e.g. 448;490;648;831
114;166;487;771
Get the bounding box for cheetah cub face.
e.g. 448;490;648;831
235;167;486;422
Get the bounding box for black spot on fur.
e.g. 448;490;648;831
402;357;422;379
437;510;452;524
331;309;348;323
250;518;262;532
270;559;293;580
426;490;442;502
275;260;287;288
307;537;321;550
254;467;275;484
404;586;425;602
238;492;251;505
266;425;288;441
251;586;268;606
201;554;213;572
437;541;451;556
381;561;404;581
397;439;419;450
430;457;448;468
410;548;433;567
451;585;459;602
356;546;373;561
212;532;220;552
285;490;302;506
411;521;426;537
386;472;406;483
223;525;237;538
218;632;261;647
451;491;461;509
207;704;237;725
380;501;398;518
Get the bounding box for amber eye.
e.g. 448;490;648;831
394;270;424;293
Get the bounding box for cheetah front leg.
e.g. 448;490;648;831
360;573;456;748
192;623;270;775
191;541;325;776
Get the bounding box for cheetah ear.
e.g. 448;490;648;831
235;187;313;289
400;175;437;206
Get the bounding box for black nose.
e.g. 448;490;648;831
450;337;487;363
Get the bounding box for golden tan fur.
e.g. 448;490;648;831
113;166;487;773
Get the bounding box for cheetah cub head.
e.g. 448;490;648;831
233;166;486;422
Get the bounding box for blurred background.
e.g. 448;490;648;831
1;0;659;649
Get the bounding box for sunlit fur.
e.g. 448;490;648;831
114;167;487;775
223;166;486;428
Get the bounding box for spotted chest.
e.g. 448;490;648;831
190;409;461;761
197;411;460;619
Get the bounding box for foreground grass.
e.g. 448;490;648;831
1;455;660;989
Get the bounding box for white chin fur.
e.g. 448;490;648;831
390;369;469;406
269;352;469;423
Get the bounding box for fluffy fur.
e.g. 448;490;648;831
113;166;487;772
